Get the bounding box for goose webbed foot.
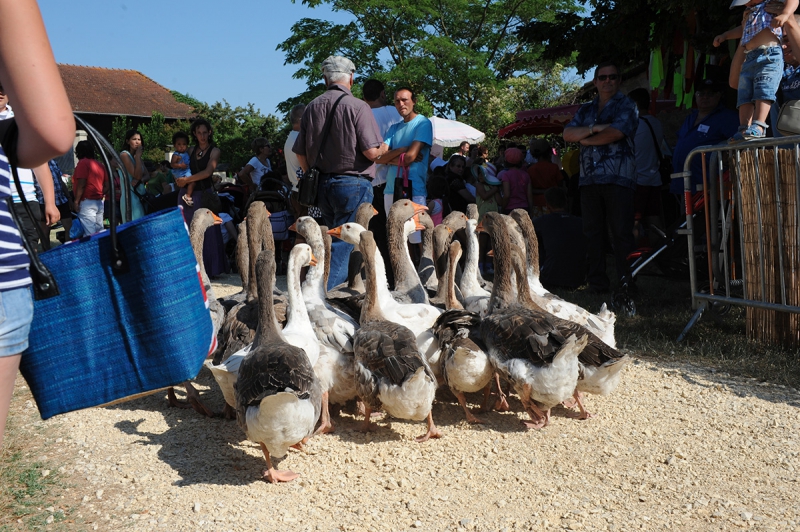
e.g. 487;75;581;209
492;373;510;412
314;392;336;435
522;403;550;430
290;437;309;451
356;400;385;419
455;390;484;424
564;391;594;420
222;403;236;420
415;412;443;442
260;443;299;484
167;387;192;410
184;382;215;418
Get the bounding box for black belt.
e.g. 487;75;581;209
320;172;372;180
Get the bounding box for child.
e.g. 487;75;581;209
171;131;193;204
714;0;799;142
426;175;448;226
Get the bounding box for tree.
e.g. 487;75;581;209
277;0;580;119
518;0;740;76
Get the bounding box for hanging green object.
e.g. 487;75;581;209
674;60;684;107
650;48;664;89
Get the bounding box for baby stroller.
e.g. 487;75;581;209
244;176;295;274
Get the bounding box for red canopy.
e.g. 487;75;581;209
498;100;678;138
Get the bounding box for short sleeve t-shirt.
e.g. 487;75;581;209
383;114;433;197
73;158;107;200
247;157;271;187
372;106;403;187
527;161;563;207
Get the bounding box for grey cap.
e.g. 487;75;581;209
730;0;749;8
321;55;356;75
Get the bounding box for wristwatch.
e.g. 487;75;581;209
589;123;594;135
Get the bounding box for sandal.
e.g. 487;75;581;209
182;194;194;206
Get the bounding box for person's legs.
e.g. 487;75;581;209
608;184;636;286
581;184;609;292
318;175;373;290
0;286;34;448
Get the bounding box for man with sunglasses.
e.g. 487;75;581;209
564;62;639;301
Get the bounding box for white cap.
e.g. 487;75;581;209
429;157;447;171
730;0;749;8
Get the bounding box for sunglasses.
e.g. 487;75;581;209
596;74;619;81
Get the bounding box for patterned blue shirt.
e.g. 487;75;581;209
742;2;781;46
780;65;800;104
35;159;70;206
566;91;639;189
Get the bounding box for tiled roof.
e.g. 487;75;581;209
58;64;195;119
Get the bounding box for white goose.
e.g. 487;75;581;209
234;249;321;483
353;230;441;442
433;240;493;424
459;218;491;317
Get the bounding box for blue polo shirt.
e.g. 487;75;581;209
670;104;739;194
566;91;639;189
780;65;800;104
383;114;432;197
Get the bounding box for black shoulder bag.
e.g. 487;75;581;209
297;93;347;207
641;117;673;186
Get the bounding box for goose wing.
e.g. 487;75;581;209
480;307;568;366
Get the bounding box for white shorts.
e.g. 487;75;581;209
384;194;426;244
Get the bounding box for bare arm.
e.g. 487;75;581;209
170;153;188;170
382;141;426;166
236;164;255;187
714;25;744;46
772;0;798;27
0;0;75;168
296;153;308;173
121;148;143;184
33;163;59;225
579;126;625;146
362;142;389;162
174;148;221;188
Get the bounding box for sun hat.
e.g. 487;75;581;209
478;163;502;185
696;78;724;93
504;147;524;166
321;56;356;75
730;0;749;7
429;157;447;171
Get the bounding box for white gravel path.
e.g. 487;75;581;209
15;276;800;532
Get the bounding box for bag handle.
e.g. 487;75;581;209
311;92;348;170
397;153;409;187
641;117;665;160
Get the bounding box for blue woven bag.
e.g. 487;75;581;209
19;207;214;419
10;116;214;420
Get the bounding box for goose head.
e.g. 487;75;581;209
466;203;479;221
328;222;367;246
356;202;379;228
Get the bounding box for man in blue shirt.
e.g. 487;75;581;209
564;62;639;295
670;79;739;195
379;87;432;254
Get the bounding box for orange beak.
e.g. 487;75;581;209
487;249;494;257
372;206;379;216
411;201;428;215
476;222;485;233
309;253;318;267
327;226;342;239
211;213;223;225
413;214;425;232
288;222;298;232
265;208;271;217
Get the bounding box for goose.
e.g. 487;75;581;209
505;241;629;420
459;218;491;317
218;221;251;314
167;208;225;417
434;211;468;298
417;210;438;292
465;203;489;288
293;217;359;422
387;199;431;304
433;240;493;424
479;211;587;429
353;230;441;442
234;249;321;483
329;222;443;377
509;209;617;348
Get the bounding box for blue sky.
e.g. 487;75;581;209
39;0;355;119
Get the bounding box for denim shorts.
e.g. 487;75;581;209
738;45;783;108
0;286;33;357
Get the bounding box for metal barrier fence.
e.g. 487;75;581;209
676;135;800;345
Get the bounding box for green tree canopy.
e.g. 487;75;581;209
277;0;580;120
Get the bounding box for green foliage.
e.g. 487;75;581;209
519;0;741;75
170;90;204;109
277;0;579;119
140;111;171;162
461;64;582;153
109;115;133;153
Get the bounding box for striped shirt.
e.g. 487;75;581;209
0;119;31;290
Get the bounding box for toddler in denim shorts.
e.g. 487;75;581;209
714;0;798;142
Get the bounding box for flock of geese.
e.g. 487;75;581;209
179;199;629;484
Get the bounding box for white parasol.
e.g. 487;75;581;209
429;116;485;148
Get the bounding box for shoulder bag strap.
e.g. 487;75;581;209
641;116;664;159
312;92;348;169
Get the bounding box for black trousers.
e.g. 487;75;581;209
581;183;635;291
371;182;394;288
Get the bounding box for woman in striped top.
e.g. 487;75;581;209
0;0;75;447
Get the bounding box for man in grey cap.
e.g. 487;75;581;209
293;55;388;290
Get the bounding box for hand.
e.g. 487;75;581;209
134;145;143;157
414;152;424;163
713;33;726;47
593;123;610;133
772;13;790;27
175;177;187;188
44;202;60;226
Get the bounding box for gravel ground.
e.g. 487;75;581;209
12;275;800;532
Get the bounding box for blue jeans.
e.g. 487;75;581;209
0;286;33;357
317;174;373;290
737;45;782;108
